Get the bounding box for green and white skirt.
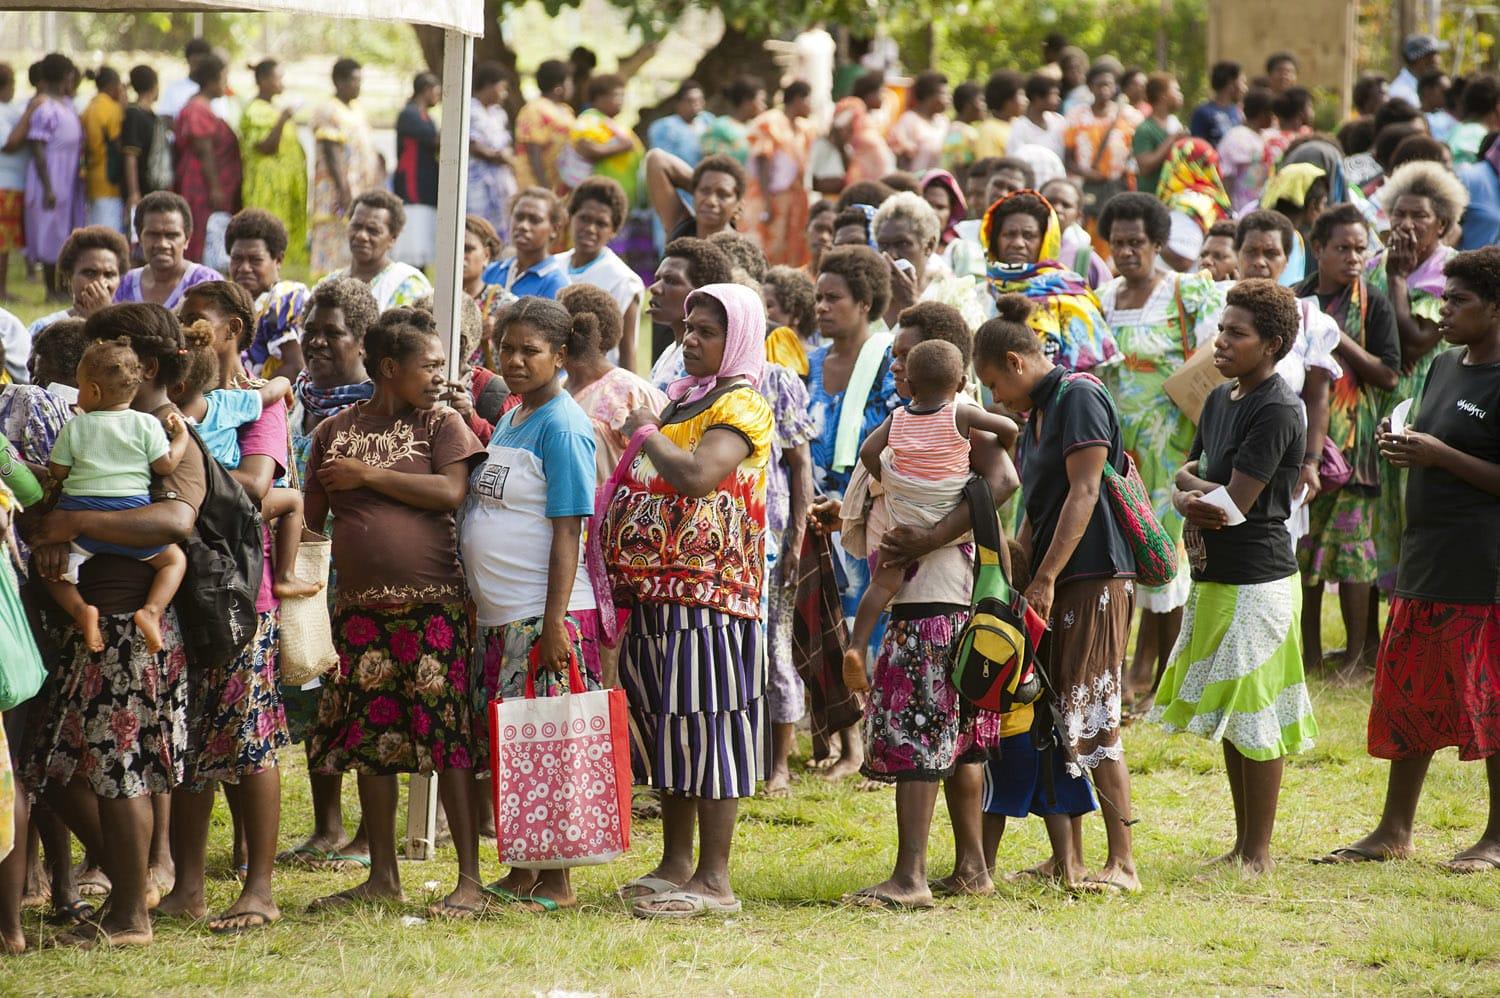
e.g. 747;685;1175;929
1149;576;1318;760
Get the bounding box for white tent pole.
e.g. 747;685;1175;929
433;28;474;383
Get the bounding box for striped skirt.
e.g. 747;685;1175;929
619;602;767;799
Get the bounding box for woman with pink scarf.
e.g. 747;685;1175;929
600;283;773;919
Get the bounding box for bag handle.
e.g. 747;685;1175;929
961;475;1013;592
585;423;658;646
525;640;587;699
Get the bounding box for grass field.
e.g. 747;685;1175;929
4;265;1499;995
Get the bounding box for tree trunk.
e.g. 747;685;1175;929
635;23;780;138
414;0;523;118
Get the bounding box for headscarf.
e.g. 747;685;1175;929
920;169;967;245
293;371;375;419
979;190;1119;373
1156;137;1231;234
669;283;767;404
1260;162;1326;210
1283;139;1348;204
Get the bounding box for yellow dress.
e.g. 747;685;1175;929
240;98;309;268
309;98;382;277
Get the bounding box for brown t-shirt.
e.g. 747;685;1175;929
305;401;485;608
80;404;208;615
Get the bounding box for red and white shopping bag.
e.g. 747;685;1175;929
489;647;632;869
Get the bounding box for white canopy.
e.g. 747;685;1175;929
0;0;483;35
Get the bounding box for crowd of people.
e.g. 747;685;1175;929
1;27;1499;950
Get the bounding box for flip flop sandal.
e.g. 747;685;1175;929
47;898;97;926
208;910;278;935
276;844;331;867
631;889;743;919
317;852;372;872
841;890;934;911
616;876;679;902
482;885;527;904
515;895;572;914
1440;855;1500;874
75;871;111;897
1311;845;1402;865
426;900;486;920
1074;875;1140;895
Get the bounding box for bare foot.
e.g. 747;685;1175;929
804;752;841;772
1079;862;1141;894
80;604;104;653
1;931;24;955
274;576;326;600
1236;854;1276;877
763;768;792;798
307;879;404;912
842;648;869;693
133;605;164;654
207;890;281;934
841;876;934;910
488;868;539;897
930;870;995;897
152;886;208;920
1004;859;1060;884
822;755;863;782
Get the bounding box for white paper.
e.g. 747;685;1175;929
1201;486;1247;526
1390;398;1414;436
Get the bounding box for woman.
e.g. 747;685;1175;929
1155;137;1232;272
763;264;819;371
461;215;516;369
227;208;310;380
832;71;896;186
921;169;967;248
393;74;441;270
701;76;767;165
240;59;308;270
477;188;569;301
1063;64;1140;227
805;200;836;277
28;224;128;337
79;66;125;233
981;189;1118;373
1369;162;1468;589
319;190;432;311
601;283;773;918
558;178;644;370
467;61;517;242
23;53;84;298
567;75;643;205
747;82;816;268
1296;204;1402;673
120;65;168;230
1038;177;1112;290
1095;193;1224;700
277;277;379;870
115;191;221;307
1;318;79;473
1155;279;1317;875
973;294;1140;893
153;281;290;934
22;303;205;948
645;150;746;244
0;63;26;302
174;54;240;264
515;60;576;193
891;71;952;175
303;307;486;917
872;191;986;332
310;58;381;277
560;283;666;480
460;298;598;913
1319;246;1500;873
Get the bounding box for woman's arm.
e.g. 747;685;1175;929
536;515;585;671
1298;368;1330;502
576;133;634;161
317;457;470;511
28;141;54;207
858;416;892;478
29;496;196;553
618;296;641;373
1335;331;1400;391
639;425;749;498
302;487;329;535
254;105;294;156
1386;275;1443;372
645;148;692;234
1380;431;1500;496
1025;444;1105;619
1;103;33;153
780;441;813;582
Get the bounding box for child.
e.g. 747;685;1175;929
172;321;322;600
842;339;1015;689
46;337;190;653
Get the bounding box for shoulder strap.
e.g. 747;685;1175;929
1072;245;1093;280
962;474;1009;595
1174;275;1192;360
1091;112;1122;170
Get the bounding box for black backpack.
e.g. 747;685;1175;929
172;427;263;672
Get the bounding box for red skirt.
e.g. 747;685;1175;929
1369;597;1500;761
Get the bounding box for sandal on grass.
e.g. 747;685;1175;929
1311;845;1408;865
47;898;96;926
208;910;278;934
616;875;679;901
841;889;934;911
631;889;741;919
317;852;372;872
1440;854;1500;874
515;895;573;913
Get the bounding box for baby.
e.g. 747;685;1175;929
171;321;322;600
46;337;190;653
842;340;1014;689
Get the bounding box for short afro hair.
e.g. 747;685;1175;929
1444;246;1500;304
912;70;948;103
1234;210;1295;255
30;317;89;385
879;171;921;194
351;188;407;238
56;225;129;282
224;207;289;259
1225;278;1300;361
662;237;734;289
1098;191;1171;246
897;301;973;371
568;176;629;231
763;266;816;339
301;276;380;337
984;70;1025;112
818;245;890;319
904;339;965;396
1377;159;1470;227
692;154;747;199
1309;203;1368;248
836;180;896;211
135;190;193;238
707;230;768;282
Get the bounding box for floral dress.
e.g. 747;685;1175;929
240;98;309;268
309;98;382;276
243;280;309;378
174;98;241;263
467;97;517;241
1097;271;1224;611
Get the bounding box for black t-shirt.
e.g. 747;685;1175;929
119;106;159;194
1018;366;1135;586
394;103;440;206
1187;375;1305;585
1397;348;1500;603
1307;279;1403;376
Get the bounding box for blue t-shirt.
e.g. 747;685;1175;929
479;255;571;299
1460;160;1500;251
195;388;264;469
460;390;597;626
1188;101;1242;147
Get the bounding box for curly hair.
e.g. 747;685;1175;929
56;225;129;282
134;190;193;239
836;180;896;211
364;307;440;374
662;237;734;289
1377;159;1470;227
692;154;747;199
763;265;817;339
834;206;874;241
706;230;768;283
880;172;921;194
30;318;89;385
512;186;565;228
905;339;964;396
498;296;577;356
1309;203;1368;248
79;337;144;401
1225;278;1299;360
464;214;502;260
223;207;289;260
558;283;624;358
351;188;407;239
872;191;942;255
82;303;189;387
984;191;1052;259
183;280;256;351
1444;246;1500;304
301;276;379;336
178;319;221;397
1388;133;1451;171
897;301;973;370
411;294;482;372
568;176;629;232
1234;210;1295;254
818;245;890;319
974;294;1043;368
1098;192;1171;245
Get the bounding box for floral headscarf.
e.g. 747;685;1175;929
1157;137;1231;234
670;283;767;404
980;190;1118;373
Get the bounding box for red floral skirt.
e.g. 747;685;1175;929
1369;597;1500;761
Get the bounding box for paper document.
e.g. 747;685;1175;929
1200;486;1246;526
1390;398;1414;436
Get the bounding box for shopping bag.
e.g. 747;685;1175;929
276;530;338;686
489;645;631;869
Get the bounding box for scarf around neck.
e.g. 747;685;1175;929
668;283;767;404
294;372;375;419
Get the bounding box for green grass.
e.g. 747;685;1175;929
6;260;1500;994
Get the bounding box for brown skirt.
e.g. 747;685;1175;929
1044;577;1134;777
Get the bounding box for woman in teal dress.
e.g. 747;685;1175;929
701;76;767;166
240;59;308;269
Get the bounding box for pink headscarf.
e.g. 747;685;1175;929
668;283;767;404
921;169;967;244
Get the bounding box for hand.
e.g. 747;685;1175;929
1379;429;1446;468
881;524;939;568
808;495;842;535
442;379;474;417
536;620;574;674
75;278;114;317
779;529;803;584
885;253;918;312
318;456;370;491
1384;228;1418;278
1179;491;1230;530
620;406;660;438
42;189;56;210
1023;573;1056;623
28;509;81;548
30;541;72;582
162;411;187;440
1295;462;1321;505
